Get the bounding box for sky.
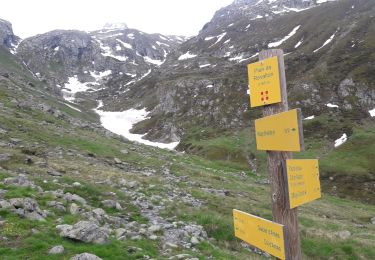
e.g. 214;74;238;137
0;0;234;38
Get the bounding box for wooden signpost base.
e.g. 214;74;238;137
259;49;302;259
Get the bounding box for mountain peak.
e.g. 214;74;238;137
102;22;128;31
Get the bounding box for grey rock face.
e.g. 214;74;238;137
0;18;19;49
56;221;111;244
70;253;103;260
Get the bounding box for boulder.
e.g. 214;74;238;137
48;245;64;254
70;253;103;260
56;221;111;244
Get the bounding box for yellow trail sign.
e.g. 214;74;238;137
233;209;287;260
254;108;304;151
284;159;321;209
248;56;281;107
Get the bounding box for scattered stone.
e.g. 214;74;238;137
115;228;126;239
56;221;111;244
127;181;137;189
101;200;122;210
114;158;122;164
63;193;87;205
47;170;63;177
190;236;199;245
0;153;11;162
46;201;66;212
336;230;351;239
70;253;103;260
169;254;192;260
120;149;129;154
131;235;142;240
148;225;162;233
9;138;22;144
371;217;375;224
48;245;64;254
69;203;80;215
149;235;158;240
72;182;81;187
3;175;39;189
255;179;270;185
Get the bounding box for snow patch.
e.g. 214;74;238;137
304;115;315;120
199;64;211;68
144;56;164;66
96;39;128;61
209;32;227;47
313;30;337;53
94;105;178;150
156;41;170;47
268;25;300;48
334;133;347;148
206;85;213;88
369;108;375;117
127;33;135;39
326;103;339;108
65;103;82;112
178;51;197;60
90;70;112;81
116;39;132;49
295;39;303;48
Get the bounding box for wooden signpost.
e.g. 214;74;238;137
233;49;321;260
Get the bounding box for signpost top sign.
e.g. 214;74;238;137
233;209;287;260
248;56;282;108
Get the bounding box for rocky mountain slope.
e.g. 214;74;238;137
0;38;375;259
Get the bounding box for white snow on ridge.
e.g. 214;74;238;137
144;56;164;66
334;133;347;148
65;103;82;112
178;51;197;60
268;25;301;48
94;104;178;150
95;39;128;61
156;41;170;47
317;0;339;4
199;64;211;68
61;76;92;102
127;33;135;39
209;32;227;47
205;36;215;41
116;39;133;49
229;54;244;61
295;39;303;48
369;108;375;117
90;70;112;80
313;30;337;53
327;103;339;108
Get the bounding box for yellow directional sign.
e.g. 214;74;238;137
248;56;282;108
284;159;321;209
233;209;286;260
254;108;304;151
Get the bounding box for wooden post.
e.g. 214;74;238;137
259;49;302;260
